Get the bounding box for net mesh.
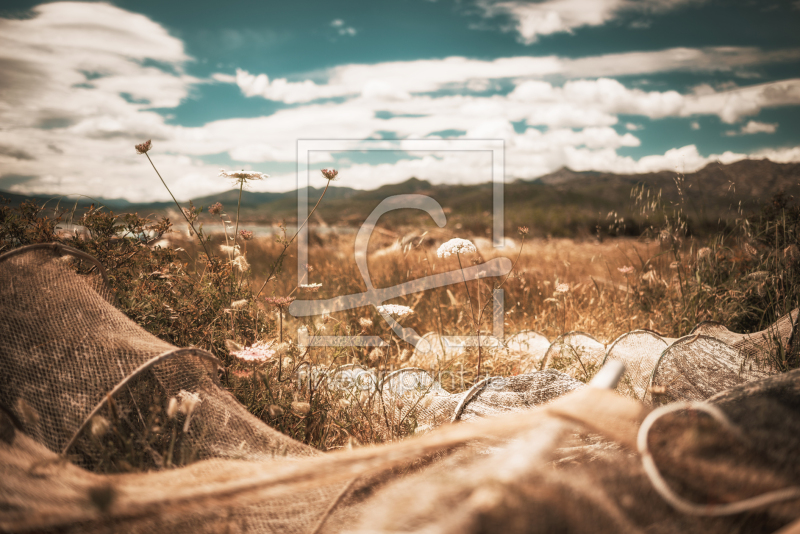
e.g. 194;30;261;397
1;244;799;533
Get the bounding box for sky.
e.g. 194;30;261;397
0;0;799;202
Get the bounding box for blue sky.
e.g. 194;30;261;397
0;0;799;201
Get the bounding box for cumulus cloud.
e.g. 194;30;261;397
1;2;799;203
475;0;707;44
728;120;779;135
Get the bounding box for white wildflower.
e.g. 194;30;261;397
377;304;414;319
291;401;311;415
617;266;634;274
359;317;373;328
299;283;322;292
177;390;202;432
231;299;248;309
231;341;276;362
436;238;477;258
698;247;712;260
166;397;179;419
219;169;270;182
555;283;569;293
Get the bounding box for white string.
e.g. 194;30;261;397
638;401;800;516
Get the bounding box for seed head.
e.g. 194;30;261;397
359;317;373;328
698;247;712;260
231;341;276;362
90;415;110;439
517;226;529;236
555;283;569;293
135;139;152;154
368;348;382;363
219;169;269;183
208;202;223;216
299;283;322;292
166;397;179;419
265;296;296;310
291;401;311;415
320;168;339;181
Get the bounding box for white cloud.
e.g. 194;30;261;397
739;120;778;134
330;18;357;36
1;2;799;203
625;123;643;130
476;0;706;44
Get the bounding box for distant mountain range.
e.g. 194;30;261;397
3;159;799;237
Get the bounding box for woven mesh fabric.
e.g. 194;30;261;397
1;244;799;533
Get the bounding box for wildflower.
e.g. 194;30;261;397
518;226;529;236
208;202;223;216
239;229;254;241
265;296;296;310
368;348;382;363
617;266;634;274
555;283;569;293
90;415;110;439
320;168;339;181
231;255;250;272
219;169;269;182
166;397;179;419
698;247;712;260
134;139;152;154
231;299;248;309
305;264;314;272
230;341;276;362
299;283;322;292
377;304;414;319
220;244;241;256
291;401;311;415
437;238;477;258
359;317;373;328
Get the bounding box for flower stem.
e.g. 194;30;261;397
144;153;213;261
457;253;482;378
254;181;331;299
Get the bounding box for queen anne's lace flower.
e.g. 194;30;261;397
230;341;276;362
436;238;477;258
219;169;270;182
617;265;634;274
299;283;322;292
377;304;414;318
555;283;570;293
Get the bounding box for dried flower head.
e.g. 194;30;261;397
291;401;311;415
231;299;248;309
698;247;712;260
320;168;339;181
744;243;758;257
359;317;373;328
517;226;529;236
437;238;477;258
555;283;569;293
239;229;254;241
300;283;322;292
208;202;223;216
90;415;110;439
305;264;314;272
231;255;250;273
368;348;383;363
617;265;634;274
220;244;241;256
377;304;414;319
135;139;152;154
219;169;269;182
166;397;179;419
231;341;276;362
177;390;202;432
269;405;284;418
265;296;296;310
